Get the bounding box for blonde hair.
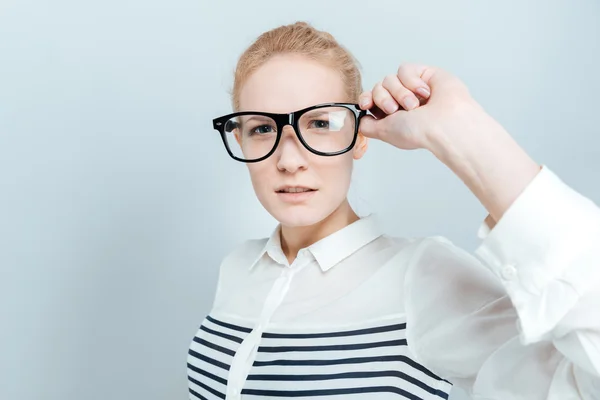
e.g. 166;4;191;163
231;21;362;111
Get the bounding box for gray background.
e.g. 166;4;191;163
1;0;599;399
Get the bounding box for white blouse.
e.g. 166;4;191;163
187;165;600;400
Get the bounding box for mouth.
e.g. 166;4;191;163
275;186;318;203
275;187;317;194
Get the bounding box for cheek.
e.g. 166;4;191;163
318;156;354;193
247;164;272;197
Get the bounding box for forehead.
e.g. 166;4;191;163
238;54;348;114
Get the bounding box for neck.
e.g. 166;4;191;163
279;199;359;265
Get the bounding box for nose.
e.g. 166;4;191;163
275;125;309;173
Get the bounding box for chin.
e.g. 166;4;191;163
255;188;348;228
268;205;333;228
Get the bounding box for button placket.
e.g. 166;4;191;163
226;265;297;399
291;250;312;272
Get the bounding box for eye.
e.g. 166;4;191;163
309;119;330;129
250;124;276;135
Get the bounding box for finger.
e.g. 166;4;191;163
358;115;384;139
361;107;425;149
397;64;432;99
358;92;372;110
422;67;470;98
382;73;420;111
372;82;399;114
359;91;386;119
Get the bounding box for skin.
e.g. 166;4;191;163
357;64;540;227
237;54;368;264
239;57;541;264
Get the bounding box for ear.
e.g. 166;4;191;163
234;131;242;146
353;132;369;160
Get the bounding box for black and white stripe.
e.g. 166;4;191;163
188;315;452;400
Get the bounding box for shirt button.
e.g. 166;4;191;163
500;263;517;280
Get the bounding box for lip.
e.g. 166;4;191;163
275;188;318;204
275;185;316;192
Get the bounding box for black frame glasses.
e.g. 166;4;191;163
212;102;367;163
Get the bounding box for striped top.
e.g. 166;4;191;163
189;166;600;400
188;314;452;400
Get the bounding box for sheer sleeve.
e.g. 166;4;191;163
404;166;600;399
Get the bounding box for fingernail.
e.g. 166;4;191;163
403;96;419;110
383;100;398;113
417;87;430;98
359;97;369;108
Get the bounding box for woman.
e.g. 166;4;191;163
188;22;600;399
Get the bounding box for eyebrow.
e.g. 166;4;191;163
240;116;275;124
303;110;329;118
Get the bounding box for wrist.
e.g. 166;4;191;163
423;100;498;166
422;102;541;220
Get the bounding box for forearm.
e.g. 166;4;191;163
425;102;541;223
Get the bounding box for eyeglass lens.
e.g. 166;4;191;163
223;106;356;161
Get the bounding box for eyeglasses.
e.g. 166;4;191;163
212;103;367;163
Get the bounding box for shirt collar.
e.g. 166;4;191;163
248;214;383;272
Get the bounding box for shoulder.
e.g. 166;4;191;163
402;234;507;315
220;237;269;271
407;234;495;279
377;233;458;264
211;237;269;310
406;234;479;265
403;235;518;383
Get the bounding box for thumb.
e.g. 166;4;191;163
359;111;425;150
358;115;386;139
